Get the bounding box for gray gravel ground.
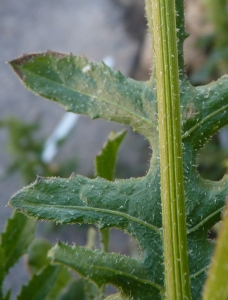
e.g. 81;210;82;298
0;0;147;297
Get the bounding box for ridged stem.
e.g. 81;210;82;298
146;0;191;299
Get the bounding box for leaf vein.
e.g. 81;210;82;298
89;264;164;292
187;206;225;234
182;104;228;140
27;202;161;234
190;265;209;279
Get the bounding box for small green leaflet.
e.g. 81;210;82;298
95;130;126;181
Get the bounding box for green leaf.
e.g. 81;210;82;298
202;204;228;300
95;131;126;181
17;264;70;300
27;238;52;274
0;212;36;275
9;52;157;138
48;242;163;300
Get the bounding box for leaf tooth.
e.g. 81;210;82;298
36;175;44;183
69;172;76;178
116;70;125;81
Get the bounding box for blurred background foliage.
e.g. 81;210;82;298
0;117;77;184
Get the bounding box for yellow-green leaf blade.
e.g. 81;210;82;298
202;204;228;300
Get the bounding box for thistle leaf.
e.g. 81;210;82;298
9;52;157;137
48;242;163;300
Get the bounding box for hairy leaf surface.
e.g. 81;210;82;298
9;53;157;138
9;52;228;299
49;242;163;300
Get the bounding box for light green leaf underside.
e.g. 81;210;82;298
9;52;157;137
202;204;228;300
95;130;126;181
0;212;36;275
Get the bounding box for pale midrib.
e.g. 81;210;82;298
187;206;225;235
59;257;164;292
24;69;154;127
182;103;228;140
25;201;161;234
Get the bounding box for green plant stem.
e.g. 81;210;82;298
146;0;191;299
